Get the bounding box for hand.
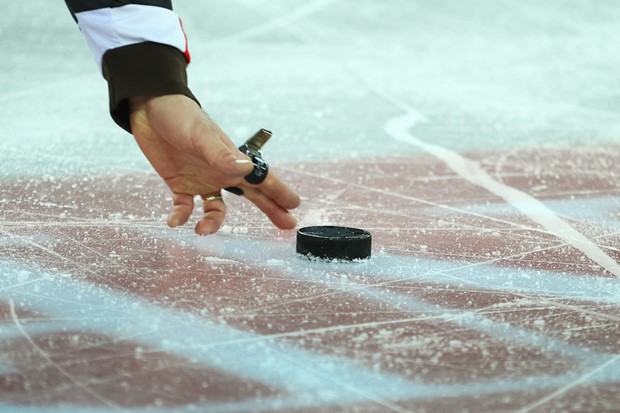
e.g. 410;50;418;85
129;95;300;235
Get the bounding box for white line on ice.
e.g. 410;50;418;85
384;111;620;277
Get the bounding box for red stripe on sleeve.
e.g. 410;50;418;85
179;18;191;63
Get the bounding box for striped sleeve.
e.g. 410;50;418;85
65;0;198;132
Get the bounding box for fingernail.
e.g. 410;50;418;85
235;159;252;164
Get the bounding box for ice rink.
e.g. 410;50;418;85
2;1;620;412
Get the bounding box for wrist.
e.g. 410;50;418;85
102;42;199;133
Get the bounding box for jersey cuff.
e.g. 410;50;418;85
102;42;199;133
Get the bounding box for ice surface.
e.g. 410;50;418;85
1;0;620;412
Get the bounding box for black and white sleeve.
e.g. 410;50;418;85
64;0;198;132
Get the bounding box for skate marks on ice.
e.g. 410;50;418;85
1;143;620;412
385;111;620;277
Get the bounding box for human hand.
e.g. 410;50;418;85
129;95;300;235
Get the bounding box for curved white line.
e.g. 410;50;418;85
385;111;620;277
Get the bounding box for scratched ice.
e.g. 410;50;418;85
1;0;620;412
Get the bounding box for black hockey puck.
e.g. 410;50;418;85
296;226;372;261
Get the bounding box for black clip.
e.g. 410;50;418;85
224;128;272;196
